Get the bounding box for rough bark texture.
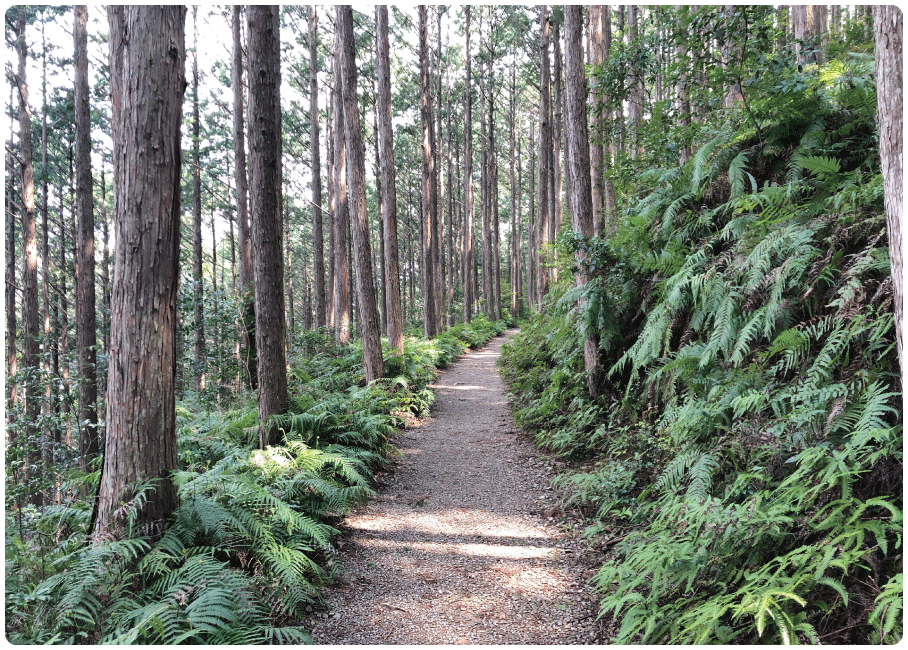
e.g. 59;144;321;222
564;5;604;399
874;5;904;385
309;5;326;329
337;5;384;382
376;6;404;354
536;6;552;308
95;6;185;541
332;25;351;345
627;5;643;158
588;6;605;235
247;5;288;445
676;4;692;165
6;83;17;416
74;4;99;469
552;18;564;246
232;5;256;390
420;6;438;337
463;7;474;323
192;7;205;393
15;11;42;504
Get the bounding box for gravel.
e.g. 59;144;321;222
307;330;605;644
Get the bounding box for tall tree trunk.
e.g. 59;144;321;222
192;7;205;393
337;5;384;382
95;6;186;541
436;7;447;329
536;5;552;308
527;118;537;308
247;5;288;446
41;16;54;479
564;5;604;399
446;26;455;327
419;5;438;337
332;25;351;345
463;7;475;324
588;6;605;234
326;108;336;329
74;4;99;471
309;6;326;329
481;26;494;321
509;53;518;318
676;5;692;165
552;18;564;244
232;5;256;390
627;5;643;158
874;5;903;386
14;10;43;505
376;6;404;354
6;82;17;417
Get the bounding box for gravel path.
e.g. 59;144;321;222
307;330;602;644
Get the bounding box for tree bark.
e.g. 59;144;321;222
309;6;326;329
627;5;643;158
874;5;903;386
14;10;43;505
337;5;384;382
376;6;404;354
6;82;17;417
74;4;99;470
536;5;552;308
192;7;205;393
588;6;605;234
564;5;604;399
332;23;351;345
95;6;185;541
420;6;438;337
232;5;256;390
247;5;288;445
463;7;475;324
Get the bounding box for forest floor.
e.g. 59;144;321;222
306;330;606;644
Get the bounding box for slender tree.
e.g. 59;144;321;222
232;5;255;389
588;6;605;233
309;5;326;329
420;5;438;337
874;5;903;385
6;82;17;416
463;6;475;323
191;6;205;393
14;9;42;504
536;5;552;307
375;5;404;354
74;4;98;470
94;5;186;541
337;5;384;382
247;5;288;446
332;22;351;345
564;5;604;398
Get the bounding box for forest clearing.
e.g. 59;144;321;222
4;5;903;645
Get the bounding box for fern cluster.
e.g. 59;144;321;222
501;44;900;644
7;320;507;643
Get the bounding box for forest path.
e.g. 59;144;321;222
307;330;602;644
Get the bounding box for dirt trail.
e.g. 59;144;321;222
307;330;601;644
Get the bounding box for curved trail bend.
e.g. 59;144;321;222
308;330;601;644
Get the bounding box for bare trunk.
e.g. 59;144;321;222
247;5;288;445
463;7;474;323
74;4;99;470
332;27;350;345
95;6;185;541
14;11;42;505
874;5;904;385
232;5;255;390
337;5;383;382
536;6;552;308
420;6;438;337
564;5;604;399
309;6;326;329
588;6;605;234
376;6;404;354
192;7;205;393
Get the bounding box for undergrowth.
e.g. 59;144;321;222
6;319;506;643
500;48;901;644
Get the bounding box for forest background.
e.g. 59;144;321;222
4;4;903;645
